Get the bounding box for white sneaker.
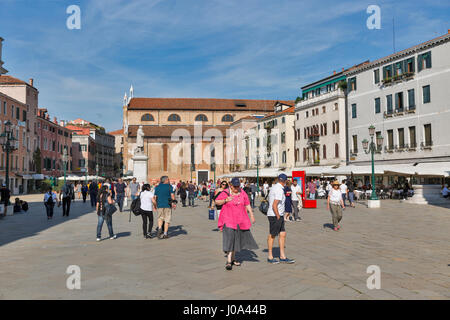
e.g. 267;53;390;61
110;235;117;240
96;238;101;241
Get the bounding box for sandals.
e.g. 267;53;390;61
225;262;233;270
232;260;241;266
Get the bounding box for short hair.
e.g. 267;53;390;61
160;176;169;184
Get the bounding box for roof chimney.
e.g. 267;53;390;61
333;70;336;75
53;117;57;124
448;29;450;34
342;67;344;72
29;78;33;86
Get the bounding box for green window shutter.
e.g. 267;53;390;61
426;51;432;68
418;54;423;72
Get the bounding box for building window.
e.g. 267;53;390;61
424;124;432;146
282;117;285;124
374;69;380;84
422;85;431;103
323;145;326;159
352;135;358;153
351;104;357;118
409;126;416;148
141;114;154;121
334;103;338;111
383;65;393;79
282;151;286;164
168;114;181;122
195;114;208;122
387;130;394;150
305;111;309;118
405;57;415;73
348;77;357;92
281;132;286;144
398;128;405;148
418;51;432;71
303;148;306;162
408;89;415;110
386;94;393;114
322;106;326;113
395;92;404;111
221;114;234;122
375;98;381;114
334;143;339;158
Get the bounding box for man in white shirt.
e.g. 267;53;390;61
291;179;302;222
263;182;269;198
339;180;348;207
267;173;295;264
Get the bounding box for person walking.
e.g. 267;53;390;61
209;180;216;208
266;173;295;264
188;181;196;207
140;184;155;239
44;187;57;220
347;179;356;207
89;180;99;208
284;180;293;222
76;183;82;200
129;178;140;201
115;178;127;212
249;183;257;208
96;185;117;241
0;184;11;217
201;183;208;201
263;181;269;198
153;176;176;239
62;182;74;217
340;180;348;207
178;182;187;207
81;182;88;203
307;179;316;200
291;179;302;221
327;180;345;232
215;177;257;270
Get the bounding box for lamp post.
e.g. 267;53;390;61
0;121;17;190
362;125;384;207
96;163;99;178
62;147;68;184
256;151;260;193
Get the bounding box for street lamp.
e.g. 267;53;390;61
0;121;17;190
362;125;384;204
62;147;68;184
96;163;99;178
256;151;260;193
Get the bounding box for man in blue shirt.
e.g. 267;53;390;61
153;176;176;239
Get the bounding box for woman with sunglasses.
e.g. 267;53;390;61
212;181;229;219
215;177;258;270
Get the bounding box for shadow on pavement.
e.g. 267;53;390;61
0;199;96;247
236;249;259;263
168;225;187;237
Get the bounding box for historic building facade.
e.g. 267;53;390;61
345;31;450;176
122;95;280;183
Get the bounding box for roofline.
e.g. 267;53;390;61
346;32;450;76
301;71;346;90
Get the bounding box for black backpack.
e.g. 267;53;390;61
46;193;54;206
259;192;270;215
130;197;142;216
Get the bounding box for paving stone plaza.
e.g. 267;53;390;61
0;195;449;300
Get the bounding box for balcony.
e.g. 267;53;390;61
384;110;394;118
349;149;358;156
381;72;415;86
421;141;433;150
296;89;345;109
394;108;405;116
307;134;320;143
394;144;406;152
264;122;274;130
406;105;416;113
407;142;417;151
384;145;394;153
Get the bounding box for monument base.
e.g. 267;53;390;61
410;184;448;205
132;154;148;183
367;199;381;208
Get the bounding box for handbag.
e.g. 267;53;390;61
259;192;270;215
208;209;215;220
105;203;117;216
124;196;128;207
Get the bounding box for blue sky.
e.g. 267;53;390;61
0;0;449;131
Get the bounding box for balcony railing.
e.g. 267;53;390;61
421;141;433;149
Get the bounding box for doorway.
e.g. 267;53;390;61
197;170;209;184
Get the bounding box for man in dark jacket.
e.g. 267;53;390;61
62;182;74;217
0;184;11;216
89;180;99;208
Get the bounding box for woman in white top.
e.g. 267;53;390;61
140;184;155;239
327;180;345;231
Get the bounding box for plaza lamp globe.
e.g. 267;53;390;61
368;125;376;137
376;134;384;148
362;139;369;151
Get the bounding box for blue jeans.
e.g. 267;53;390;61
97;214;114;239
342;193;347;206
309;193;316;200
131;195;137;201
348;192;354;204
90;193;97;207
189;195;195;206
116;194;124;211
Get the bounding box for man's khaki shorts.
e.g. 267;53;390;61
157;207;172;223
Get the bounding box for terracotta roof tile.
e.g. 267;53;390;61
108;129;124;135
0;75;35;88
127;98;293;112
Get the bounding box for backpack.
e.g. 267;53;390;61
46;193;54;206
130;197;142;216
259;192;270;215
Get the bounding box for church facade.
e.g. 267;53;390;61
122;91;285;183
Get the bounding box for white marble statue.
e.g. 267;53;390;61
135;125;144;155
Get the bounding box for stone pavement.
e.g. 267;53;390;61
0;195;449;300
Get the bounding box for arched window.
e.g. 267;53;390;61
221;114;234;122
323;144;327;159
168;114;181;122
141;113;154;121
335;143;339;158
195;114;208;122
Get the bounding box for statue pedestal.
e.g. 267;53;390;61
132;154;148;183
410;184;447;205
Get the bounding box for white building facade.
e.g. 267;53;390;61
345;32;450;179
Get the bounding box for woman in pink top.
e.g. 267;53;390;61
215;177;257;270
